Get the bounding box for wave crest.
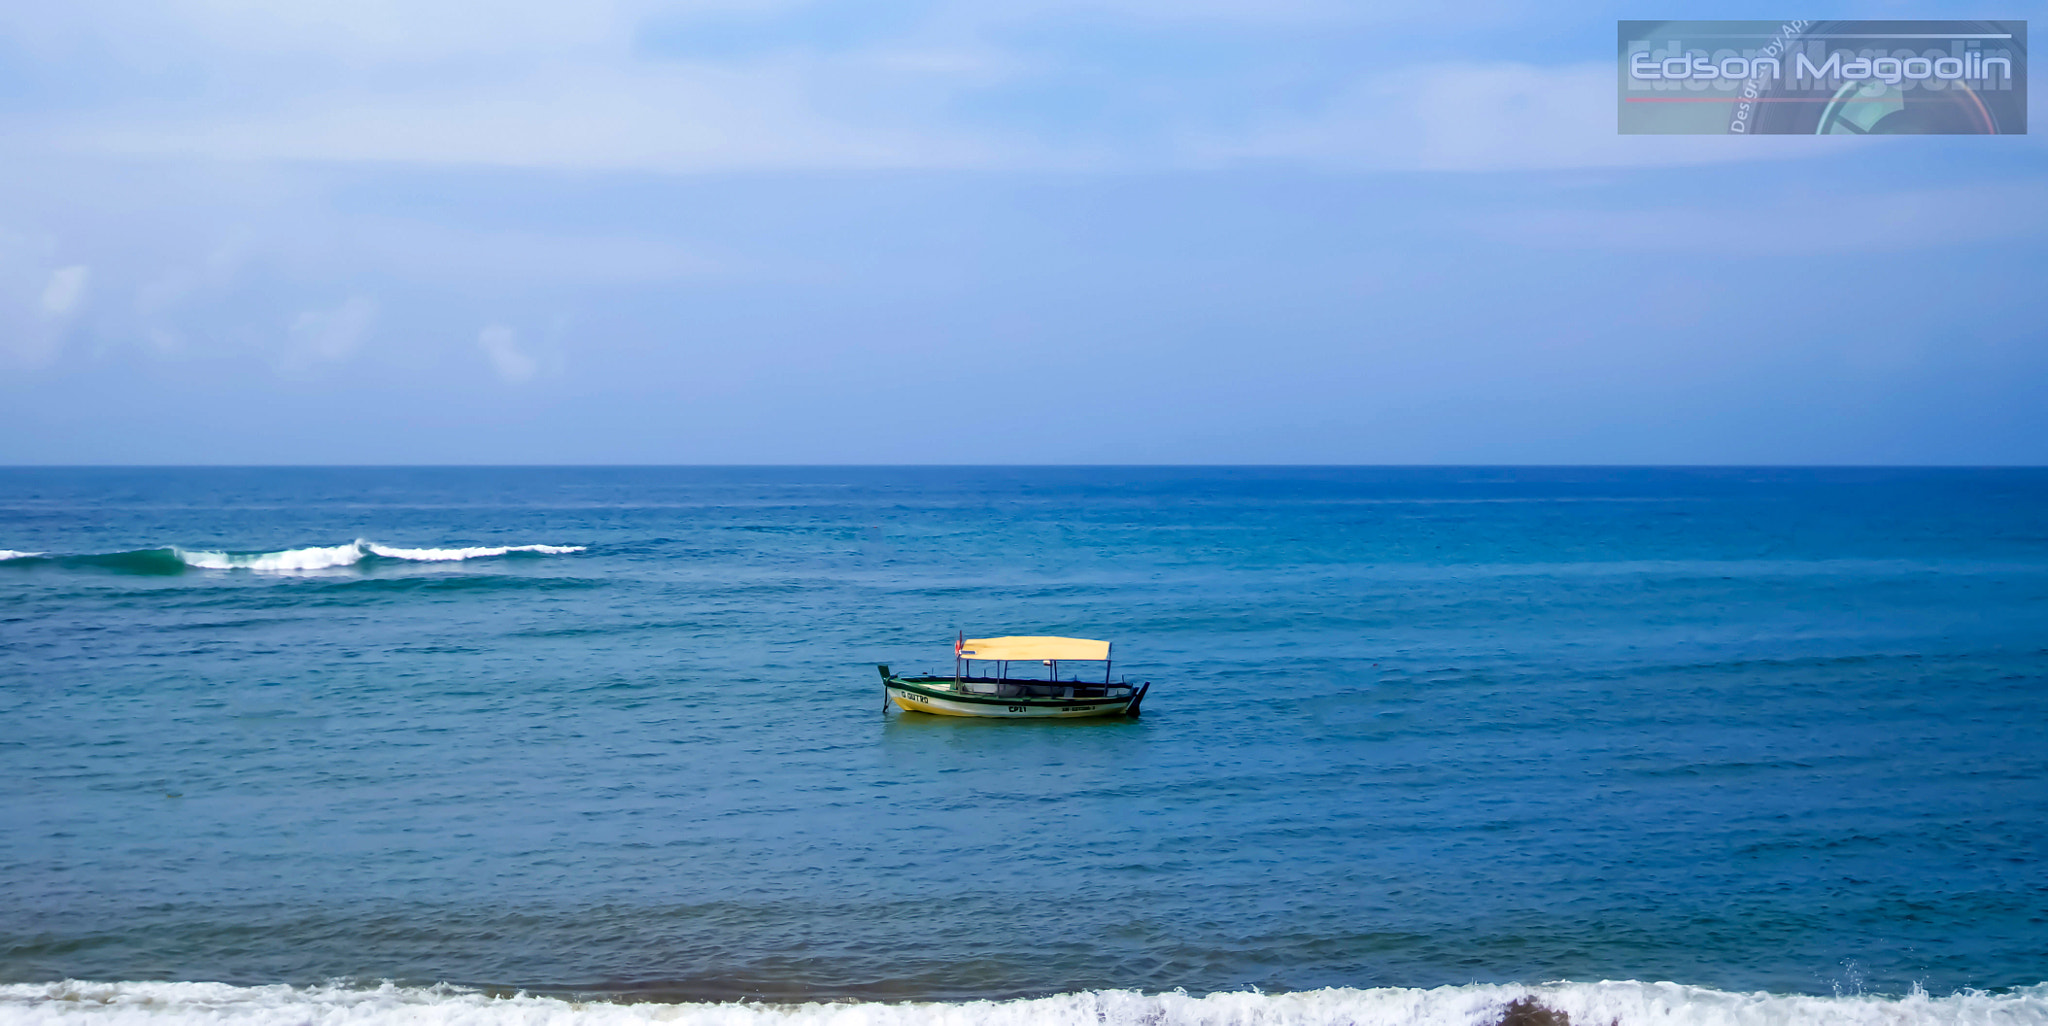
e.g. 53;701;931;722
1;981;2043;1026
364;542;585;562
178;543;366;571
0;541;586;574
179;540;587;571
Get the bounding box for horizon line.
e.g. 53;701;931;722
3;463;2046;471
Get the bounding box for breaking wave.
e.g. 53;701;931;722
1;980;2044;1026
177;542;371;571
363;542;584;562
0;540;585;574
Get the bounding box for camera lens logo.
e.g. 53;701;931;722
1619;21;2027;135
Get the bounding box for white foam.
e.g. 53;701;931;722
1;981;2042;1026
177;543;365;571
365;542;586;561
0;550;43;561
172;540;584;572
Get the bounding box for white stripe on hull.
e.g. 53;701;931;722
886;684;1134;718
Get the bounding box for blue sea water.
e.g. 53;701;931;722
1;467;2045;1023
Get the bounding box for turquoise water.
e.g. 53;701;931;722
2;467;2044;1009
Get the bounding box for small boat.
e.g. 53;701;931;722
879;633;1151;718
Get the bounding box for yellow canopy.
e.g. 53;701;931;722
958;635;1110;662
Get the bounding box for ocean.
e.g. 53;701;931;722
2;467;2044;1025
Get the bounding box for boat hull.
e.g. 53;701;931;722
884;677;1146;718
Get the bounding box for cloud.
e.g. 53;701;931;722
0;1;652;65
282;296;378;374
6;5;1848;176
0;235;85;368
1467;180;2048;253
67;61;1005;173
134;231;256;356
477;324;537;383
321;220;725;283
1189;61;1845;172
46;57;1834;176
16;2;1009;174
41;265;88;315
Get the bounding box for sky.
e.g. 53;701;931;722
0;0;2043;464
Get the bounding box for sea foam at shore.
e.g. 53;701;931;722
4;981;2047;1026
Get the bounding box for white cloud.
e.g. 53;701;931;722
62;59;1005;173
135;231;256;356
7;4;1830;176
1468;181;2048;253
320;219;725;283
1191;62;1844;172
0;0;1436;70
0;235;83;368
41;265;89;315
284;295;378;372
478;324;537;383
16;1;1007;173
49;56;1831;175
0;1;649;65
